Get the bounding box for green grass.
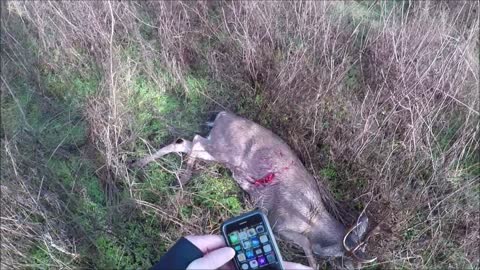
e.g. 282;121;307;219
129;72;211;150
29;244;55;269
434;114;479;183
47;156;108;255
1;79;31;137
344;64;361;91
4;2;477;269
95;235;132;269
320;166;338;180
113;46;247;266
1;72;91;149
319;165;345;200
1;64;110;268
1;66;105;266
42;129;169;269
191;167;244;215
320;164;367;209
136;162;177;204
129;75;180;145
95;213;166;270
44;58;100;106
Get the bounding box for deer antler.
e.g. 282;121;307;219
342;218;378;264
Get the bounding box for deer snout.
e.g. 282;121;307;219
342;214;378;264
310;216;349;258
311;214;375;263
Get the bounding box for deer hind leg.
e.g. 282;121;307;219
179;135;216;186
278;230;318;269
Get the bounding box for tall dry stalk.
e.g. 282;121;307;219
1;0;478;268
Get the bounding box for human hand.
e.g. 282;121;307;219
185;235;312;270
283;261;313;270
185;235;235;270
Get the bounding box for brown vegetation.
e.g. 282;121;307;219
1;1;478;269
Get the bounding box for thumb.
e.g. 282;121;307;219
187;247;235;270
283;261;313;270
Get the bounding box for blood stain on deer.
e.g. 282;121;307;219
253;172;276;186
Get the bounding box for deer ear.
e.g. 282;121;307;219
312;243;344;257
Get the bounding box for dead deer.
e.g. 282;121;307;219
132;111;377;268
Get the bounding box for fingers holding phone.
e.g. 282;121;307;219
221;210;286;270
151;231;311;270
185;235;235;270
180;234;312;270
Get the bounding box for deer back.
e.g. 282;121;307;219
207;112;332;228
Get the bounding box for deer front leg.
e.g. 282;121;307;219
179;135;216;186
278;230;318;269
131;138;193;168
130;136;216;186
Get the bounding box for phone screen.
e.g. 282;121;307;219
223;212;283;270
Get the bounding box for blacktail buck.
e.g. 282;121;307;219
133;111;377;268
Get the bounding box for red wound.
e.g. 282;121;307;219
254;172;275;186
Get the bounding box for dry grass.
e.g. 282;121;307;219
1;1;478;269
